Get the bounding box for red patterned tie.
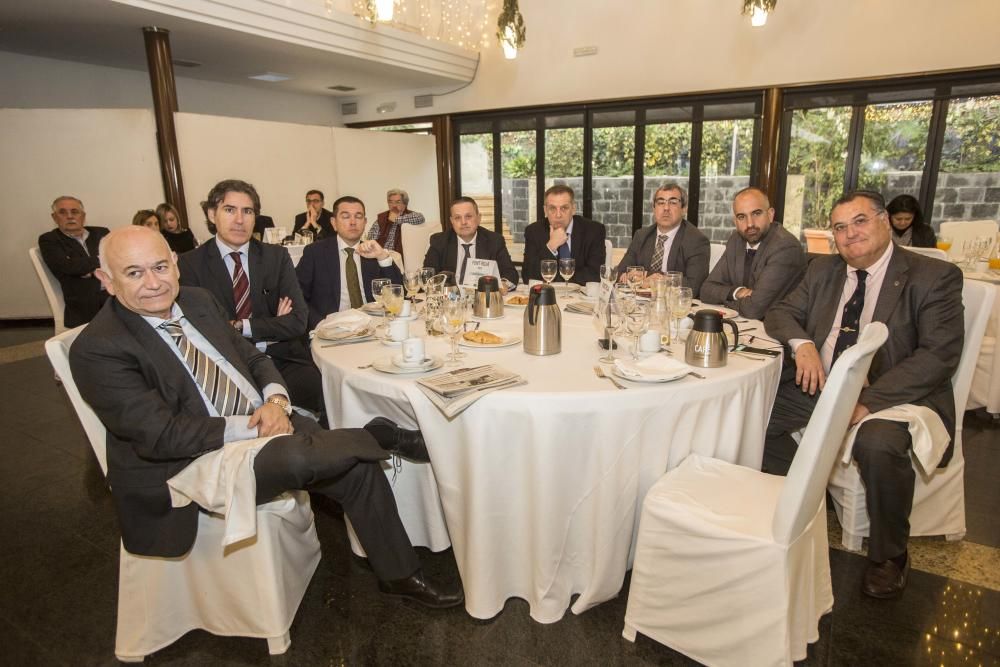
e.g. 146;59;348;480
231;252;252;320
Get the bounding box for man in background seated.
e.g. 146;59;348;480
179;180;323;415
763;190;963;599
700;187;805;318
296;196;402;330
522;185;606;285
367;188;426;256
616;182;710;297
71;226;462;608
38;195;109;327
423;197;519;288
292;189;334;240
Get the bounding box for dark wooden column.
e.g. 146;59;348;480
432;115;454;230
143;27;188;226
756;87;784;201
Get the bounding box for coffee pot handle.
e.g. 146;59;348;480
722;318;740;351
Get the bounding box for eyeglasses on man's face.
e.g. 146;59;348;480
654;197;683;208
832;212;883;235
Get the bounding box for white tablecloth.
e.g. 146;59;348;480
312;298;782;623
960;272;1000;413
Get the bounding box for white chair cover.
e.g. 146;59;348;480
29;247;67;334
938;220;999;260
829;280;994;550
401;218;439;272
904;246;948;261
44;327;322;662
709;242;726;271
623;324;888;667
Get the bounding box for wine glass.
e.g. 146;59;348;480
600;296;623;364
558;258;575;285
438;298;467;365
403;271;421;309
670;287;693;341
626;266;646;295
624;301;649;361
540;259;558;285
381;285;405;330
663;271;683;290
371;278;392;333
418;267;436;298
936;236;953;255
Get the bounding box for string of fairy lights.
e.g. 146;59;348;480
350;0;496;52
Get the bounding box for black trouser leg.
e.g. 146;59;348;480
852;419;914;563
271;355;325;415
762;377;818;475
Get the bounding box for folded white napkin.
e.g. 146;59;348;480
614;355;689;381
167;435;287;546
316;310;372;339
840;404;951;474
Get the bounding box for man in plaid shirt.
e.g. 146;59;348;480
366;188;426;256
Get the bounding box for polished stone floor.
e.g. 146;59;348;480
1;324;997;666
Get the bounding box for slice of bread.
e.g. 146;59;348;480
463;330;504;345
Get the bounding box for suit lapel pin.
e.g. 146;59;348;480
894;280;900;287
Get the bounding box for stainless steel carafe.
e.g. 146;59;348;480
684;309;739;368
473;276;504;319
523;284;561;355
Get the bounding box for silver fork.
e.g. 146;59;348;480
594;365;628;390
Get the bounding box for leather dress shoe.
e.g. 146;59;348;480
378;569;464;609
862;555;909;599
364;417;430;462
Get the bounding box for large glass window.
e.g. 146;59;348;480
699;118;755;242
858;101;933;202
642;117;692;235
782;107;852;238
591;111;636;249
459;133;495;231
934;95;1000;224
500;130;536;245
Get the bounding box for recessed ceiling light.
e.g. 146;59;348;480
328;85;356;92
248;72;291;82
172;58;202;68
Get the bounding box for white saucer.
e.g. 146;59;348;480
392;354;435;369
372;355;444;374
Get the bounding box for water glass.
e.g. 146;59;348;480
626;266;646;294
381;285;405;326
624;301;649;360
540;259;558;284
371;278;392;332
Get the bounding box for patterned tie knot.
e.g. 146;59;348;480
856;269;868;284
344;247;354;258
162;319;184;339
230;251;242;263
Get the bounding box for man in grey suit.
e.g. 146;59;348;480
701;187;805;319
763;190;964;599
615;182;710;297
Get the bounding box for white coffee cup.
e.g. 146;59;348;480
640;329;662;352
400;300;412;317
585;282;600;298
388;318;409;342
401;337;425;364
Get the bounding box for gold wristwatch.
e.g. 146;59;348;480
266;395;292;416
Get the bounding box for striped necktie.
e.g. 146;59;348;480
230;252;252;320
831;270;868;366
161;319;253;417
650;234;668;273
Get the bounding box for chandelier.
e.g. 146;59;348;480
742;0;777;27
351;0;496;52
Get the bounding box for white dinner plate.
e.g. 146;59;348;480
611;365;688;383
371;355;444;374
360;302;385;315
315;327;374;343
690;303;739;319
505;297;530;308
392;354;437;370
458;334;522;348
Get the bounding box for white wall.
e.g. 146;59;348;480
1;108;164;318
331;128;440;227
0;50;343;126
345;0;1000;122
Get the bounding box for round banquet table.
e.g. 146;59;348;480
312;293;782;623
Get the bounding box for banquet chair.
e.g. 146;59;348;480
623;323;888;667
709;243;725;271
905;246;948;261
44;327;322;662
29;247;67;334
938;219;999;261
401;218;439;272
828;280;994;551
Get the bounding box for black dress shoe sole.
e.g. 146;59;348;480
862;561;909;599
378;588;465;609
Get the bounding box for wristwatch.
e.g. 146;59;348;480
233;319;243;332
267;395;292;416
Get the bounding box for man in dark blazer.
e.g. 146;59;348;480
70;226;462;607
178;180;323;414
423;197;519;287
297;195;403;330
615;182;711;297
522;184;606;285
38;196;110;327
764;190;964;599
701;187;806;319
292;189;334;240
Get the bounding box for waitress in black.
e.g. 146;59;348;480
887;194;936;248
156;202;199;254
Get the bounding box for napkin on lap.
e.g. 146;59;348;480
614;356;689;381
315;310;372;339
840;404;950;475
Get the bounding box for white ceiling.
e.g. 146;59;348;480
0;0;460;97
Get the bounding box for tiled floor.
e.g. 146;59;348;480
1;327;998;666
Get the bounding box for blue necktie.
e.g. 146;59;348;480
557;235;571;260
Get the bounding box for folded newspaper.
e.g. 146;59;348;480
416;364;525;418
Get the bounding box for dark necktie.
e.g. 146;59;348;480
162;320;253;417
557;235;571;260
230;252;251;320
459;243;472;284
344;247;363;309
743;248;757;287
831;270;868;366
650;234;668;273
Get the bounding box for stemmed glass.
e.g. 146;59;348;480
371;278;392;333
670;287;693;341
438;297;467;365
624;301;649;360
600;296;623;364
626;266;646;295
558;258;575;285
418;267;436;299
540;259;558;285
403;271;421;310
381;285;404;332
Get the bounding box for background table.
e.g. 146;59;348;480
313;298;782;623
